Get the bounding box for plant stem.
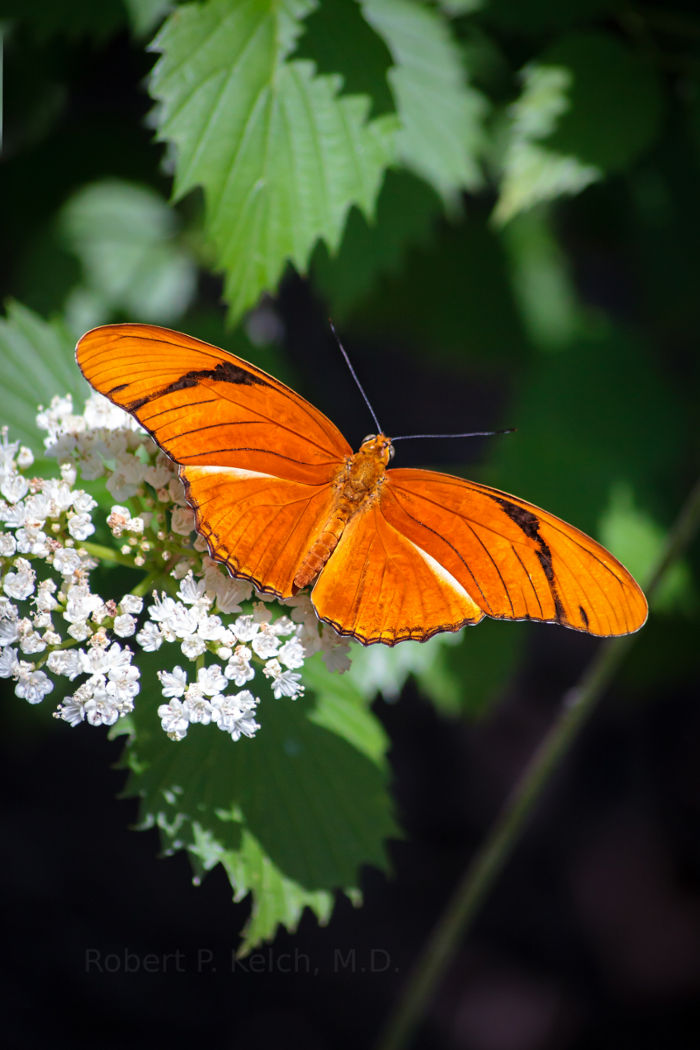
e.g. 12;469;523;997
376;476;700;1050
81;541;138;568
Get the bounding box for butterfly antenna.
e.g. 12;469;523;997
329;320;383;434
392;427;516;442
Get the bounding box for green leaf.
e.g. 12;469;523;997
0;301;89;457
122;0;172;37
599;483;693;615
58;180;197;326
121;654;398;953
347;606;524;719
150;0;397;321
361;0;487;203
495;33;662;224
493;65;601;224
501;209;584;349
347;632;461;702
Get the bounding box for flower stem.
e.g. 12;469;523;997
376;476;700;1050
81;541;137;568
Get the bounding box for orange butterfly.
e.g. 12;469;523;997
76;324;647;645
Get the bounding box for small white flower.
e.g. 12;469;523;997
177;573;209;607
67;621;92;642
84;689;121;727
251;626;280;659
64;583;102;623
183;692;213;724
17;446;34;469
18;628;46;654
0;472;29;504
158;665;188;698
320;628;352;673
67;511;95;541
15;526;49;557
71;490;97;514
46;649;83;679
197;613;227;643
278;636;305;669
0;645;19;677
225;645;255;686
143;458;174;489
106;505;131;537
0;610;19;645
15;666;54;704
0;532;17;556
0;429;20;472
180;634;207;659
158;697;189;740
233;614;258;643
54;696;86;726
264;659;304;700
113;613;137;637
0;502;27;528
171;507;195;536
271;615;296;637
201;564;251;613
196;664;227;696
52;547;82;576
3;558;36;600
35;579;58;612
136;620;162;651
211;690;260;741
119;594;143;615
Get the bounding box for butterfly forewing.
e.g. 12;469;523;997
76;324;352;484
77;324;352;595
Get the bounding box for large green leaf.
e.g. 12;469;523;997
495;33;662;223
0;301;89;457
120;654;398;954
493;64;601;224
362;0;487;203
150;0;397;320
58;179;196;327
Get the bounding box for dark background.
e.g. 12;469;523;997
2;4;699;1049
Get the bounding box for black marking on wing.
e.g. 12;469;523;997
125;360;268;412
491;495;566;622
579;604;589;629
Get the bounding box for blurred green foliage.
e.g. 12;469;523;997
1;0;698;946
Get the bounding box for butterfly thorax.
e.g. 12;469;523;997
293;434;393;590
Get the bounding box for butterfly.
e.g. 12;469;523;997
76;324;648;645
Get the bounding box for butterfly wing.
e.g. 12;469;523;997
311;467;647;644
76;323;351;596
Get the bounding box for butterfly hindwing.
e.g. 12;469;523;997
181;466;337;598
378;469;648;637
310;501;484;645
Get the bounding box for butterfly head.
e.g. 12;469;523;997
359;433;394;466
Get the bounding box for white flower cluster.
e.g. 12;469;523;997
0;394;351;743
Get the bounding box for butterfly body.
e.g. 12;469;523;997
76;324;648;645
294;434;392;590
